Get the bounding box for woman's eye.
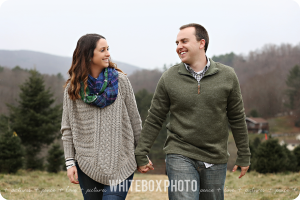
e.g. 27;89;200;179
107;48;109;51
101;49;104;52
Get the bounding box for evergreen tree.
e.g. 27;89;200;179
212;52;235;66
25;146;45;170
249;109;259;117
282;144;298;172
148;113;169;162
4;69;62;170
253;137;261;149
285;65;300;126
293;145;300;171
247;137;260;172
46;144;64;173
135;89;154;124
135;89;168;163
252;139;289;173
248;142;255;172
162;64;168;72
0;129;24;173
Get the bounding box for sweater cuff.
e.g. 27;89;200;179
62;140;75;159
135;155;149;166
235;156;251;167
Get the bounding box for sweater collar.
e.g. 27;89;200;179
178;58;219;77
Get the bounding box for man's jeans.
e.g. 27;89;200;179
75;161;134;200
166;154;227;200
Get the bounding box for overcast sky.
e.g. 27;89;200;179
0;0;300;69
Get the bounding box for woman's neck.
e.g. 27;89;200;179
90;65;105;79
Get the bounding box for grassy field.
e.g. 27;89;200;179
268;116;300;133
0;169;299;200
1;116;299;200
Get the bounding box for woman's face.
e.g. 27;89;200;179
91;38;110;68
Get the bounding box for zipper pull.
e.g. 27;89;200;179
198;83;200;94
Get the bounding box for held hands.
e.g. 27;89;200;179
232;165;249;179
67;166;79;184
137;159;154;173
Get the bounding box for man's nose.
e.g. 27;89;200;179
176;43;182;52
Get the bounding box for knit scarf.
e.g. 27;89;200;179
80;67;118;108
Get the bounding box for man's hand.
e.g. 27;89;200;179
137;159;154;173
67;166;79;184
232;165;249;179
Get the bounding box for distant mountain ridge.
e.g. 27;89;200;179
0;50;141;79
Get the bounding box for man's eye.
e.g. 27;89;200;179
107;48;109;51
101;49;104;52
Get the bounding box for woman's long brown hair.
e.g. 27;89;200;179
64;34;126;100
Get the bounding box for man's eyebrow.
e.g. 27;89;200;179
175;38;188;43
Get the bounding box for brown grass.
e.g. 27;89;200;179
1;129;299;200
1;169;299;200
268;116;300;133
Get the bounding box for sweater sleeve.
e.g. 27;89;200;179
134;74;170;166
227;70;251;167
123;75;142;149
61;85;75;160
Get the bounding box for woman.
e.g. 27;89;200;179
61;34;147;200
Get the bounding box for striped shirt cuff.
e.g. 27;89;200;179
66;158;76;170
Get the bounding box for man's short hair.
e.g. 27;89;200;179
180;23;209;52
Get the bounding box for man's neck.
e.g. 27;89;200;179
188;54;207;72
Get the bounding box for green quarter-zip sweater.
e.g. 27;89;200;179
135;58;251;167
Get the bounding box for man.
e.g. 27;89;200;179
135;23;251;200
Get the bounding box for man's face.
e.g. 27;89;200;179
176;27;204;64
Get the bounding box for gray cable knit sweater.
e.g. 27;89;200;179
61;72;142;185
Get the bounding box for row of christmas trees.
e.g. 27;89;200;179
0;69;64;173
248;137;300;173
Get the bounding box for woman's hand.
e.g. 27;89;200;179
137;159;154;173
67;166;79;184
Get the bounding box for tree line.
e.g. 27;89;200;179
212;43;300;120
2;43;300;120
0;42;299;174
131;43;300;124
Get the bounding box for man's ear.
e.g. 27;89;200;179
199;39;206;50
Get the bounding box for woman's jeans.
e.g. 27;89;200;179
75;161;134;200
166;154;227;200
